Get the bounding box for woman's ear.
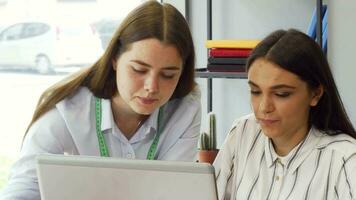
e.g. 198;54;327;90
310;85;324;107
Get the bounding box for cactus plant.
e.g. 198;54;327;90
198;112;217;150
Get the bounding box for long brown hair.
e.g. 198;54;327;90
246;29;356;138
25;1;196;136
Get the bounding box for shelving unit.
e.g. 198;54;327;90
195;0;324;113
195;70;247;79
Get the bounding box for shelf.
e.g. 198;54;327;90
198;0;323;112
195;69;247;79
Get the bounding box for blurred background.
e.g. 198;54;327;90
0;0;145;189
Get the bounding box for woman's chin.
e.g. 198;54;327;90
132;106;156;115
261;127;280;139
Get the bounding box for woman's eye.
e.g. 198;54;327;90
275;92;291;97
131;66;146;74
161;72;177;79
250;90;261;95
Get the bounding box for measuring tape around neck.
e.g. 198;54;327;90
95;97;163;159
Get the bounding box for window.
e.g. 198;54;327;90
0;0;7;6
22;23;50;38
57;0;97;2
0;24;23;41
0;0;144;189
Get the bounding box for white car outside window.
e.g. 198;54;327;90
0;21;104;74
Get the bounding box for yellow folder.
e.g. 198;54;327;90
205;40;260;49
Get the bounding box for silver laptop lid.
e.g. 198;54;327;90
37;154;218;200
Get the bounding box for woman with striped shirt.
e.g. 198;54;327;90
214;29;356;200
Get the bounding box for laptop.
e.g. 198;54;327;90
37;154;218;200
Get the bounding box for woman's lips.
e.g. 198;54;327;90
258;118;279;125
138;97;158;105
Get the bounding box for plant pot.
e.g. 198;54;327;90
198;149;219;164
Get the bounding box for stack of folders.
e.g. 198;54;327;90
206;40;260;72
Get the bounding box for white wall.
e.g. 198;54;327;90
162;0;186;17
188;0;317;147
328;1;356;126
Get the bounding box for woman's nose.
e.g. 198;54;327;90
259;96;274;114
144;74;159;93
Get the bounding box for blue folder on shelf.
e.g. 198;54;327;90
322;9;328;53
307;5;327;40
307;5;328;53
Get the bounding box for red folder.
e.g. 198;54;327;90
209;48;252;57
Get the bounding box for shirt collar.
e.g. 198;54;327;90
265;126;322;173
142;108;159;134
100;98;160;137
113;108;160;144
100;98;112;131
265;138;301;168
132;108;160;142
265;137;277;167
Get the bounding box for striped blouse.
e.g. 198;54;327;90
214;114;356;200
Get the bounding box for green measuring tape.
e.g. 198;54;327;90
95;97;163;159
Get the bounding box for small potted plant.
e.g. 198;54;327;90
198;112;219;164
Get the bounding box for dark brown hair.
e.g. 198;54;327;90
247;29;356;138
